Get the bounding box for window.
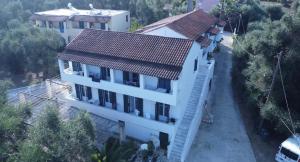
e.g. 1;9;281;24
194;58;198;71
123;71;139;87
157;78;171;92
42;21;46;27
209;79;212;91
67;36;72;43
63;60;69;69
126;15;128;22
155;103;170;122
99;89;116;109
48;21;53;28
89;22;94;28
59;22;64;33
72;62;81;71
100;23;106;30
79;21;85;29
75;85;91;100
100;67;110;80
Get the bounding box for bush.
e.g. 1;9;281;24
265;5;284;21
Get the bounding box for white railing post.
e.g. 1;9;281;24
140;74;145;89
110;69;115;83
83;64;88;77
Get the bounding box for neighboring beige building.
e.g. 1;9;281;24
30;3;130;43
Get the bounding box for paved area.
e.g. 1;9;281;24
186;32;257;162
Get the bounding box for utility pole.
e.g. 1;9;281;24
258;51;283;132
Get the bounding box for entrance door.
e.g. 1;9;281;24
159;132;169;150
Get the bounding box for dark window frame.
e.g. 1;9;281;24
194;58;198;71
79;21;85;29
48;21;53;28
158;78;171;92
100;23;106;30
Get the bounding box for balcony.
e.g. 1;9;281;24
64;68;84;76
59;60;177;105
61;93;176;133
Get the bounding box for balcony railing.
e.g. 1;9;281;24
66;93;175;125
124;80;139;87
64;68;84;76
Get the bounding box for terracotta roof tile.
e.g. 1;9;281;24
61;29;194;80
66;29;193;67
196;36;211;47
58;52;181;80
137;9;218;40
209;27;220;35
217;20;226;27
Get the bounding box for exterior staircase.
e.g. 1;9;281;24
169;66;209;162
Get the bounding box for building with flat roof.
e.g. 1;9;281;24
30;3;130;43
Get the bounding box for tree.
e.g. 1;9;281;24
0;80;31;161
232;1;300;134
265;5;284;21
15;107;95;162
0;25;65;77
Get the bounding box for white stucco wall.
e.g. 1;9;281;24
110;11;130;32
144;75;158;90
143;26;187;39
175;42;202;119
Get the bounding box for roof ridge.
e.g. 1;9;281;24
169;10;197;25
82;28;195;42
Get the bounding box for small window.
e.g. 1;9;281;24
194;58;198;71
59;22;64;33
126;15;128;22
89;22;94;28
79;21;85;29
100;23;106;30
158;103;170;118
42;21;46;27
67;36;72;43
209;79;212;91
158;78;171;92
48;21;53;28
63;60;69;69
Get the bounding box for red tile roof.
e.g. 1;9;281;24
61;29;194;80
136;9;218;40
58;52;181;80
217;20;226;27
196;36;211;48
209;27;220;35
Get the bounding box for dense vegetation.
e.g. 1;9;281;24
0;80;96;161
230;0;300;135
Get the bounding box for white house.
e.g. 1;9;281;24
30;3;130;43
136;9;225;59
57;28;215;161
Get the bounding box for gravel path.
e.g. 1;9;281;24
186;32;256;162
